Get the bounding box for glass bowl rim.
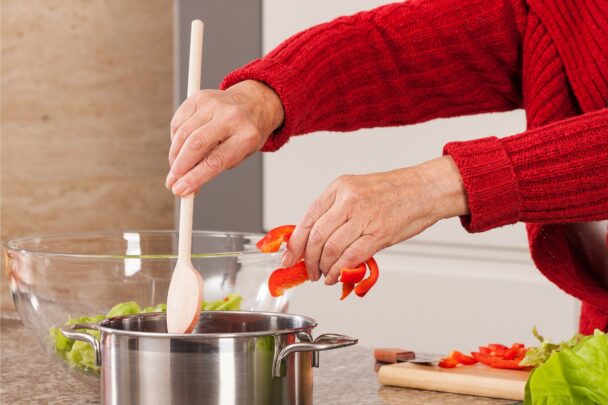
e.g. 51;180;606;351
4;229;279;260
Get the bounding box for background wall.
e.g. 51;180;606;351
1;0;175;311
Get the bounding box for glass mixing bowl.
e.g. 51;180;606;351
3;230;285;383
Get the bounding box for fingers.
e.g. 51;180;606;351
171;134;249;196
170;97;198;141
318;220;362;279
167;119;225;190
282;190;336;275
168;108;213;168
301;205;347;281
324;235;378;285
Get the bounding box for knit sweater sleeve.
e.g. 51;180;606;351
444;108;608;231
221;0;528;151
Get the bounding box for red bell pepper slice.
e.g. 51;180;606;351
257;225;380;299
354;258;379;297
256;225;296;253
340;283;355;300
486;343;509;356
267;261;309;297
438;350;478;368
503;343;526;360
451;350;477;365
438;357;458;368
339;263;367;284
471;352;529;370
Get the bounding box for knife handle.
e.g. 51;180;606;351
374;348;415;364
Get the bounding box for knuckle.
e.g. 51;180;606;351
300;211;316;229
171;159;188;175
204;150;225;173
323;239;340;258
334;174;352;187
222;104;241;119
242;126;261;148
179;175;195;190
186;133;205;153
170;120;180;134
308;226;325;244
344;246;363;265
193;89;210;102
175;123;193;141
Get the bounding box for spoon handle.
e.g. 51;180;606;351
178;20;204;264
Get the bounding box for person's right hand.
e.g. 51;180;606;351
166;80;284;196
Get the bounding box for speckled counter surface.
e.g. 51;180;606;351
1;318;515;405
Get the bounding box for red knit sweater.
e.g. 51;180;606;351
222;0;608;333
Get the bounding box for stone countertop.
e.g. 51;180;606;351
1;318;518;405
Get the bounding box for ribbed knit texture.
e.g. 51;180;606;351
221;0;608;333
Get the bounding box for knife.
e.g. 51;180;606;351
374;348;442;367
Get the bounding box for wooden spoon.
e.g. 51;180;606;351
166;20;205;334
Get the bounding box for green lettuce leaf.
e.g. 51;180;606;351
106;301;141;318
520;326;586;367
524;329;608;405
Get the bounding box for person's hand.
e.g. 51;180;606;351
281;156;469;284
166;80;284;196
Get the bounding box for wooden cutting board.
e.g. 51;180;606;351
378;362;530;400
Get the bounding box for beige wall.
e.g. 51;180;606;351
1;1;175;311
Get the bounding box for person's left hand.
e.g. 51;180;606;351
281;156;469;284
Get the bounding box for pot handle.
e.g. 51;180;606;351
60;323;102;367
272;333;357;378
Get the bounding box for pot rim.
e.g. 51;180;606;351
91;310;318;339
3;230;280;260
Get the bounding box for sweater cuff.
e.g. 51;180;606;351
220;57;306;152
443;137;522;232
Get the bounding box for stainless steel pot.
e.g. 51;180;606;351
61;311;357;405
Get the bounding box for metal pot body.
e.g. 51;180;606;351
62;311;357;405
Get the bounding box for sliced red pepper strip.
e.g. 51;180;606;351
438;357;458;368
354;258;379;297
503;343;526;360
486;343;509;356
267;261;309;297
471;352;529;370
256;225;296;253
471;352;497;367
451;350;477;365
487;359;530;370
340;283;355;300
339;263;367;284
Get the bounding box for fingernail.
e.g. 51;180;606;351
165;173;176;189
172;180;188;196
282;251;294;267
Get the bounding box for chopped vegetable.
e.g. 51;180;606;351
257;225;380;299
268;261;309;297
438;357;458;368
354;258;379;297
439;342;529;370
106;301;141;318
524;329;608;405
339;264;366;284
519;326;585;367
438;350;477;368
340;283;355;300
255;225;295;252
49;295;242;374
451;350;478;365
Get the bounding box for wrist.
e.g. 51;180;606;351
226;80;284;141
415;156;469;220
